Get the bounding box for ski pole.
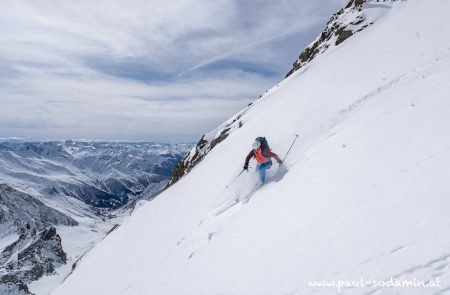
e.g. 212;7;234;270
282;134;300;163
226;167;250;188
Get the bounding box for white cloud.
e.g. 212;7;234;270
0;0;347;141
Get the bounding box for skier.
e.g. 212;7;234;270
243;137;282;184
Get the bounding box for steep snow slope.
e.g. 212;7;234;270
53;1;450;294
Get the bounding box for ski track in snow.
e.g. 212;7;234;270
330;52;450;131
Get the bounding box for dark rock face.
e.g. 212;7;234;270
346;0;365;8
5;227;66;283
285;0;371;78
0;233;28;266
0;185;72;293
167;136;209;186
167;115;243;186
286;0;407;77
0;227;66;294
335;29;354;45
0;275;33;295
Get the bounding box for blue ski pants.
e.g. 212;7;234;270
257;160;272;183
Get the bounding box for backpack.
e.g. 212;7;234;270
255;137;270;152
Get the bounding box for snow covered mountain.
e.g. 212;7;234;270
0;141;191;294
0;184;77;295
53;1;450;295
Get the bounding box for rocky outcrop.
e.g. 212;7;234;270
3;227;66;284
0;185;73;293
0;227;67;294
167;114;244;186
285;0;377;77
0;275;33;295
0;225;67;293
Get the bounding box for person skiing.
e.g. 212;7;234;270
243;137;282;184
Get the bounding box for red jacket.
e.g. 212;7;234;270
245;148;281;166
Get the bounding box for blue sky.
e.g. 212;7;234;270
0;0;346;142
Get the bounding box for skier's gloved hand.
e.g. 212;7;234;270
243;164;248;171
277;160;283;166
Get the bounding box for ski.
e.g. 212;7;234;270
213;198;240;216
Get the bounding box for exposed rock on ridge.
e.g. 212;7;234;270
285;0;393;77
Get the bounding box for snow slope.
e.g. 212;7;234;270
53;1;450;294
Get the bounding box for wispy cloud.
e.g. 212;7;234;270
0;0;346;141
